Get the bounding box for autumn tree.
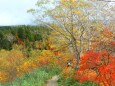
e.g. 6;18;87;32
28;0;90;68
28;0;114;68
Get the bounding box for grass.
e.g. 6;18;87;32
0;66;60;86
0;66;99;86
58;76;99;86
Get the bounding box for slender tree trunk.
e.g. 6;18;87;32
75;51;81;69
88;38;90;50
72;37;81;69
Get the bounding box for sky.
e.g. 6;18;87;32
0;0;38;26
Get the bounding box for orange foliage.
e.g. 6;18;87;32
91;29;115;54
74;70;97;83
0;72;8;83
0;50;24;83
38;57;50;66
62;67;74;78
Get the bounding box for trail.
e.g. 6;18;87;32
46;75;59;86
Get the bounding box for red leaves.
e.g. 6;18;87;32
74;50;115;86
80;50;101;70
111;41;115;46
98;65;107;74
17;38;22;44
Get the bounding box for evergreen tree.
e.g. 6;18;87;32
34;34;42;41
0;31;4;40
1;38;12;50
17;28;25;42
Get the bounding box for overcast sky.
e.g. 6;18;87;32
0;0;38;26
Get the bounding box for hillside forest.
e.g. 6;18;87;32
0;0;115;86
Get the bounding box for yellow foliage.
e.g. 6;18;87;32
80;17;87;21
61;0;78;7
41;50;54;57
0;49;41;82
74;10;82;15
17;50;57;77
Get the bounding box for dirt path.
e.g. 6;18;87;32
46;75;59;86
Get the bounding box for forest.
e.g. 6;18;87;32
0;0;115;86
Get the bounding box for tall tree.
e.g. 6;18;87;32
28;0;92;69
28;0;113;68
